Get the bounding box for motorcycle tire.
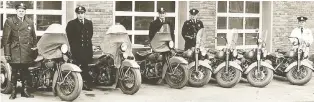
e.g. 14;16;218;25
118;68;141;95
165;64;189;89
1;60;12;94
188;66;212;87
56;72;83;101
215;66;242;88
286;66;313;85
247;67;273;88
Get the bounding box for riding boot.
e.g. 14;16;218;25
9;67;17;100
21;68;34;98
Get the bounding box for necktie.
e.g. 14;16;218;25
19;17;23;22
80;19;83;24
301;28;303;34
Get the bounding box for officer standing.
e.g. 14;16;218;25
149;7;175;41
289;16;313;57
1;3;36;99
66;6;94;91
182;8;204;50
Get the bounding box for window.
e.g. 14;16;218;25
114;1;178;48
0;1;66;36
216;1;261;49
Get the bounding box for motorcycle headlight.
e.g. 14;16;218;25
168;41;174;48
232;49;238;57
120;43;128;52
262;49;268;58
61;44;68;54
201;50;207;56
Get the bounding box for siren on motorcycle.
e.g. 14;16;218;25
121;43;128;52
168;41;174;49
61;44;68;53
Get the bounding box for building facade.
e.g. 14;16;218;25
1;1;314;53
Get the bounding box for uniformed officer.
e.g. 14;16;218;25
1;3;36;99
66;6;94;91
182;8;204;50
289;16;313;57
149;7;175;41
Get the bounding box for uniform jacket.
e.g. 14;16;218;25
182;19;204;50
1;16;37;63
149;17;175;41
66;18;93;64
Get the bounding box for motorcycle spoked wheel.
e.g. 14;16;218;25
188;66;212;87
286;65;313;85
118;67;142;95
246;66;273;87
215;66;242;88
1;61;12;94
56;71;83;101
165;63;189;89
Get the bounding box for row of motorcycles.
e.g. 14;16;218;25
1;24;314;101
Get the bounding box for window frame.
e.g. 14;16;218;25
215;1;262;49
0;0;66;36
113;1;179;48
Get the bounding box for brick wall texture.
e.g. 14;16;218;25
76;1;113;46
273;1;314;53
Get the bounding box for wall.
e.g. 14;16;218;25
189;1;216;49
272;1;314;53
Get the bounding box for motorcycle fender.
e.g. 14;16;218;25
284;60;314;72
60;63;82;72
121;59;140;69
169;56;188;64
213;61;243;74
244;61;275;74
3;63;12;82
188;60;212;71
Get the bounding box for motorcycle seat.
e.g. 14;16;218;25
34;55;44;62
137;50;152;57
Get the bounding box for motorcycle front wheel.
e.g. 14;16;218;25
118;67;142;95
215;66;242;88
165;63;189;89
56;72;83;101
188;66;212;87
247;66;273;87
286;65;313;85
1;60;12;94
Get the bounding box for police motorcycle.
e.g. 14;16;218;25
208;30;242;88
136;24;189;89
88;24;141;95
267;37;313;85
239;32;274;87
29;24;82;101
180;28;212;87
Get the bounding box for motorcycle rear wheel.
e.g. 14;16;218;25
1;60;12;94
215;66;242;88
188;66;212;87
118;67;142;95
286;66;312;85
247;66;273;87
56;72;83;101
165;63;189;89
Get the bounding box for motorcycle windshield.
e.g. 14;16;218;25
101;25;132;68
196;28;205;48
226;29;238;49
37;24;69;59
150;24;172;52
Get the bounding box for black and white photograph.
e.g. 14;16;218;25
0;0;314;102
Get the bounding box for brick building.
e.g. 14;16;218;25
1;1;314;53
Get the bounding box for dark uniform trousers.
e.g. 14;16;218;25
10;64;32;87
182;19;204;50
66;18;93;86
